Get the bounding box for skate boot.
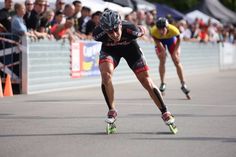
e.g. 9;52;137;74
181;83;191;100
105;109;117;134
162;111;178;134
159;83;166;96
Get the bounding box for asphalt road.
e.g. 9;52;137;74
0;70;236;157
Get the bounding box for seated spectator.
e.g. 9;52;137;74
0;0;14;32
50;17;76;43
11;3;37;39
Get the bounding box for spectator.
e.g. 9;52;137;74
11;3;37;39
178;20;192;41
23;0;34;29
77;6;91;34
137;9;146;25
0;0;14;32
72;0;82;19
44;0;50;12
39;9;55;33
124;13;132;22
51;10;64;25
63;4;75;18
198;24;209;43
85;11;102;39
55;0;65;12
26;0;46;30
50;17;76;43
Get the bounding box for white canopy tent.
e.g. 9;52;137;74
185;10;221;25
59;0;133;17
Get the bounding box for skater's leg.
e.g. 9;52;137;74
99;62;115;110
136;71;175;125
170;50;191;95
157;51;167;84
170;48;185;84
136;71;168;114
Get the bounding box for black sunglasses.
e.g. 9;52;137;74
105;27;119;34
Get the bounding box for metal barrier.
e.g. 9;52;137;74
22;38;227;94
0;33;22;94
1;34;234;94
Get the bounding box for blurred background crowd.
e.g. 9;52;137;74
0;0;236;45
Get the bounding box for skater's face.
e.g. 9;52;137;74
106;24;122;42
158;27;167;36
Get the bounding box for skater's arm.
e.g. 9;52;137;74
153;37;165;54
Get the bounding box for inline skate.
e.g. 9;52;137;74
162;111;178;134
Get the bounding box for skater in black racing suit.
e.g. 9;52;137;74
93;9;175;126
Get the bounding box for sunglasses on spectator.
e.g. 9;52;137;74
26;3;33;6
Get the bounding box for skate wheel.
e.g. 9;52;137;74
169;124;178;134
106;123;117;135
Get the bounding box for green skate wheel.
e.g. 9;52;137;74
106;123;117;135
106;124;111;135
169;124;178;134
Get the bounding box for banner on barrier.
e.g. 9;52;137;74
70;41;101;78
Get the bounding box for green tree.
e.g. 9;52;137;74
219;0;236;12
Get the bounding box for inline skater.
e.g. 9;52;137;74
150;17;190;99
93;9;177;134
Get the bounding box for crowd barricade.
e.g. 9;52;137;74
219;42;236;70
0;33;22;95
16;36;236;94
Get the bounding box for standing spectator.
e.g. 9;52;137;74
85;11;102;39
137;9;146;25
55;0;65;12
77;6;91;34
73;0;82;19
178;20;192;41
0;0;14;32
51;10;64;26
27;0;49;39
23;0;34;29
43;1;50;12
11;3;36;39
39;9;55;33
198;24;209;43
63;4;75;18
50;17;76;43
26;0;46;30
